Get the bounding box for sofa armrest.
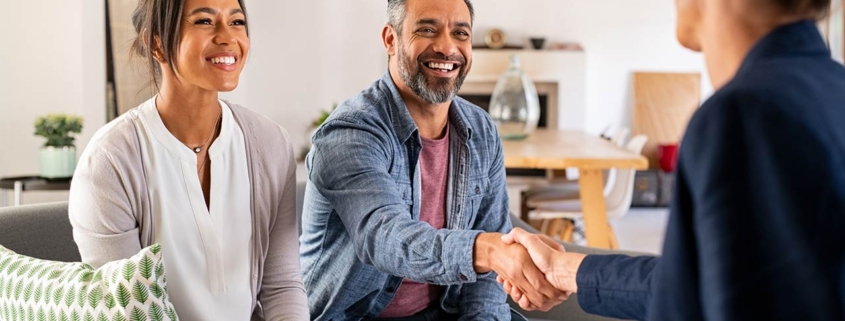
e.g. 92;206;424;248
0;202;80;262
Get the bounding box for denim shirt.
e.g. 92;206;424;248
300;72;513;320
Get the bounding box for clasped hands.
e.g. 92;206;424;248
474;228;586;311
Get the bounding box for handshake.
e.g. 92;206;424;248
474;228;587;311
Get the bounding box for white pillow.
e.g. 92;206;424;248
0;244;178;321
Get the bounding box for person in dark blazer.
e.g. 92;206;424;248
497;0;845;320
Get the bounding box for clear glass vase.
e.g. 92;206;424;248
488;54;541;140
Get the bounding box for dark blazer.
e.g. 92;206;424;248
575;20;845;321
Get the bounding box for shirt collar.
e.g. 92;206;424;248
378;70;473;144
736;19;830;77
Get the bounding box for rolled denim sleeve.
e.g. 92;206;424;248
308;115;482;285
458;129;512;320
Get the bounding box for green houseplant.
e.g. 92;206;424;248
298;103;338;161
34;114;83;178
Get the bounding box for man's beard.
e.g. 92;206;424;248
397;45;469;105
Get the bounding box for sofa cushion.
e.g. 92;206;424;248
0;243;178;321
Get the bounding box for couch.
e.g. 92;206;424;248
0;184;646;321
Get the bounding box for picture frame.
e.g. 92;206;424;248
106;0;156;120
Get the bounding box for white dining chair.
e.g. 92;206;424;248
527;135;648;248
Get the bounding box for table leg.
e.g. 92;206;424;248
1;189;7;207
520;190;530;223
14;181;23;206
578;169;613;249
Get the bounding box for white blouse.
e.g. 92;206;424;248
136;98;252;320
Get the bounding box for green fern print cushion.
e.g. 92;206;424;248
0;244;178;321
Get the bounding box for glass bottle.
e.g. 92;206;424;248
488;54;541;140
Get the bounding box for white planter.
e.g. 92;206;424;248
39;146;77;179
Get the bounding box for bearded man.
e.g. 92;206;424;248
298;0;566;320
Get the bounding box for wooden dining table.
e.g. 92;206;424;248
503;129;649;249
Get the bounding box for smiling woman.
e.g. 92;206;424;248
130;0;249;93
69;0;308;320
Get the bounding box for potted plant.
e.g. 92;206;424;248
34;114;83;179
298;103;338;161
311;103;337;129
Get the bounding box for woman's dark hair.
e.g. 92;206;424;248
130;0;249;89
766;0;831;19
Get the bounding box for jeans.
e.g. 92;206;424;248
370;305;528;321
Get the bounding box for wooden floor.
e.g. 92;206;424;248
613;208;669;254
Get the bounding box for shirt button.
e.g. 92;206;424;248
475;186;481;194
459;274;468;281
253;274;258;279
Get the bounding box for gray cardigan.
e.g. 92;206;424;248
68;101;308;320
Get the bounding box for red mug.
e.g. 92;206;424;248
658;143;679;173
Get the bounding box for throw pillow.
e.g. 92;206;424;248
0;244;178;321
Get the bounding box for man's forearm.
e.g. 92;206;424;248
472;232;502;273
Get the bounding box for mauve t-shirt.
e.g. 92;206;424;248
379;125;450;318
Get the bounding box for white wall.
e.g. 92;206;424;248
471;0;712;134
0;0;106;204
236;1;387;154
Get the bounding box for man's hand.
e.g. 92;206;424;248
474;232;568;311
495;228;587;310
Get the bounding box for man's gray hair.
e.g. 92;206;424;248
386;0;475;35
